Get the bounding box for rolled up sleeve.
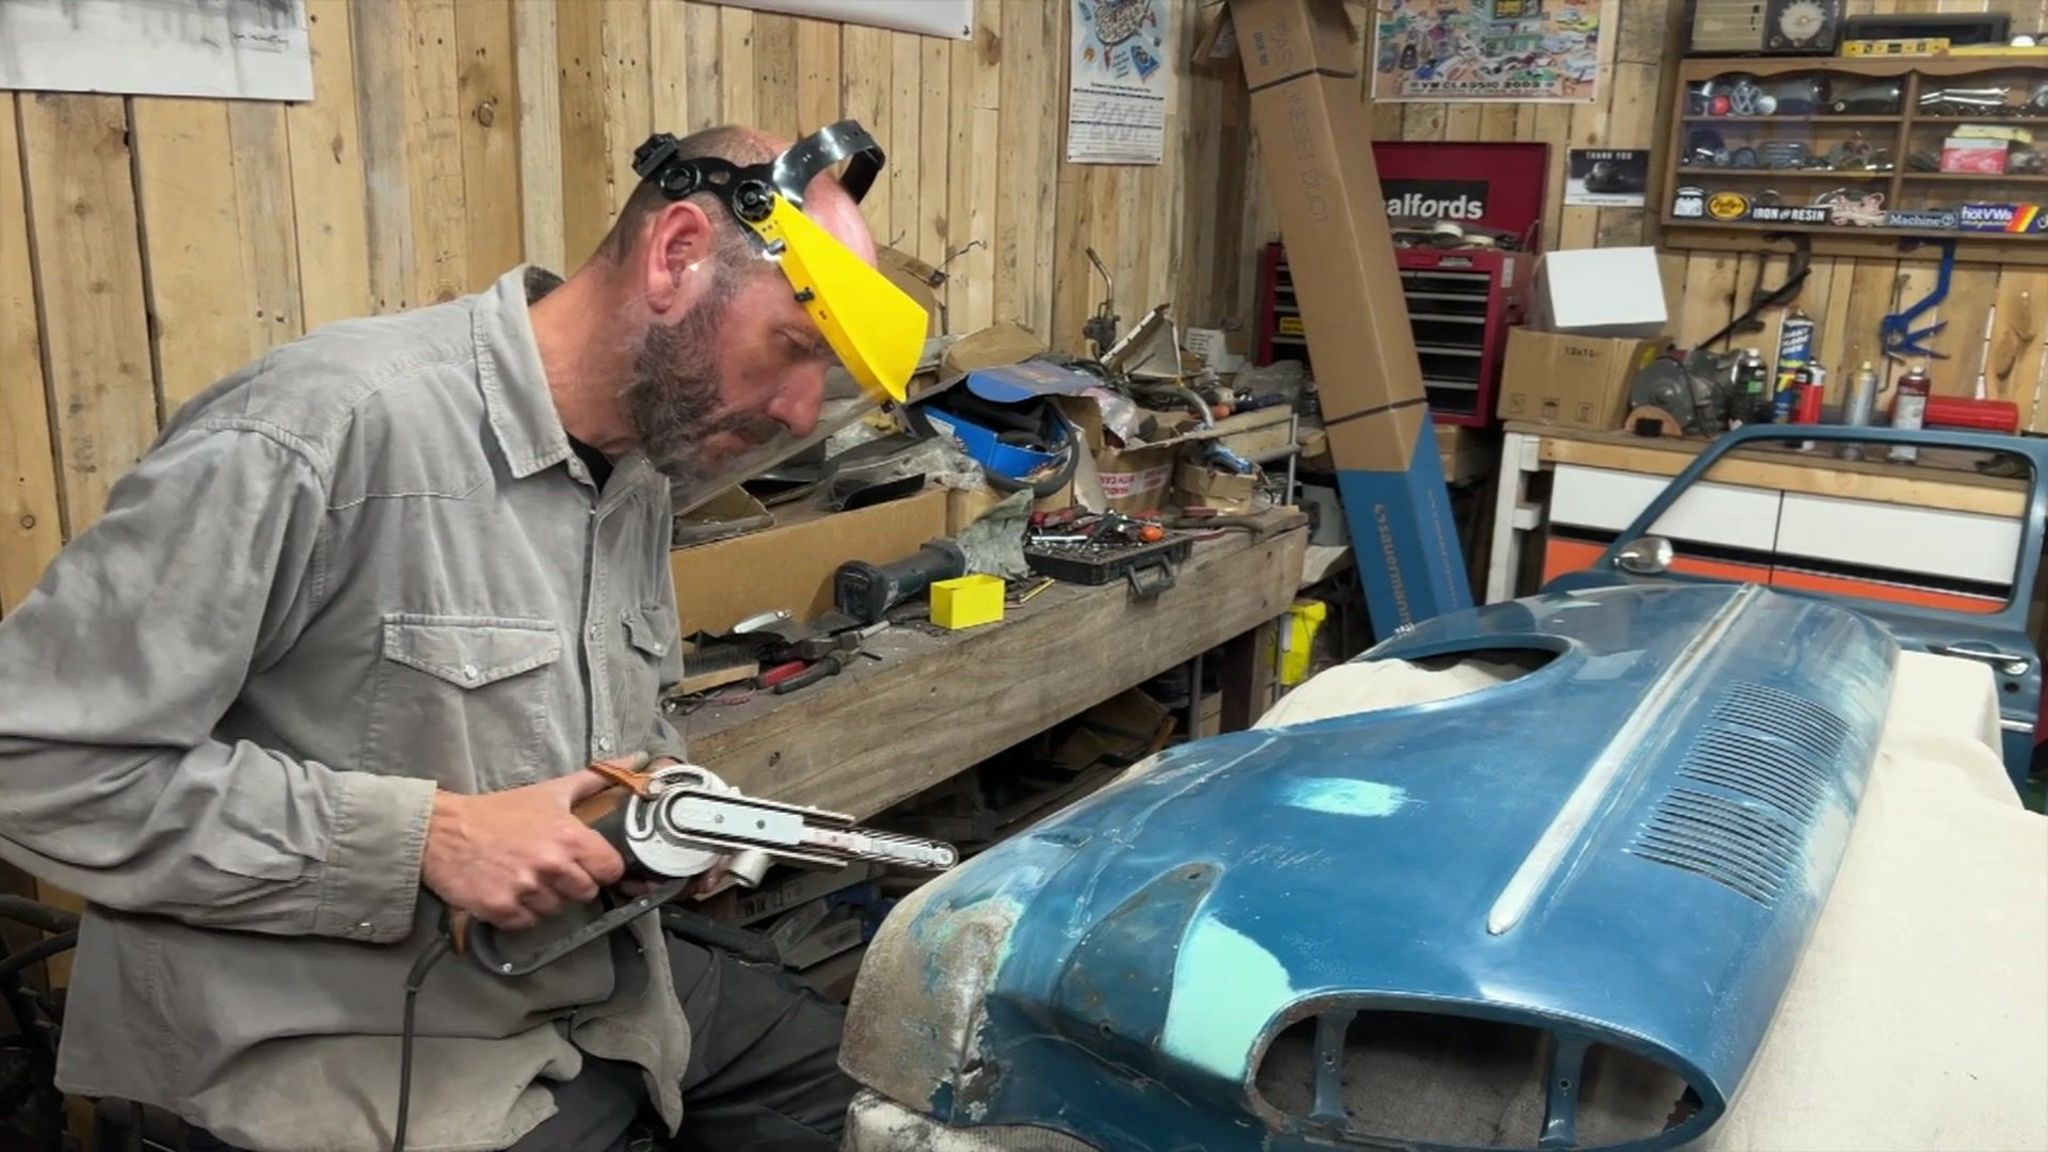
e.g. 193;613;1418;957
0;422;434;942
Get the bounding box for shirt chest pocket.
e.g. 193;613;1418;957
364;614;564;792
613;603;676;741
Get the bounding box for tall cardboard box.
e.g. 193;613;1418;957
1498;329;1664;432
1223;0;1472;629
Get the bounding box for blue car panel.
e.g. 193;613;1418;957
843;584;1897;1151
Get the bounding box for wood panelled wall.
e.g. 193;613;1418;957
0;0;1256;618
1351;0;2048;421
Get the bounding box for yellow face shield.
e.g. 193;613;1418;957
631;121;929;404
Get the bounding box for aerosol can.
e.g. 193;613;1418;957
1889;362;1932;464
1840;361;1880;461
1774;310;1817;398
1733;348;1771;425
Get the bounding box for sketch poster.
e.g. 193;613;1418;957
1566;149;1649;207
0;0;312;102
1067;0;1172;166
1372;0;1601;104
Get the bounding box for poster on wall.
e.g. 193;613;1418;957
1371;0;1602;104
1565;149;1649;206
0;0;312;102
1067;0;1173;165
718;1;974;41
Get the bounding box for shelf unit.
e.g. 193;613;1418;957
1663;54;2048;264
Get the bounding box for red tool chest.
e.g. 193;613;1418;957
1254;142;1548;429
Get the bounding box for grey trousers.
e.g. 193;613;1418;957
191;935;856;1152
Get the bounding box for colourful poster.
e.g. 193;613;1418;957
1067;0;1173;165
1372;0;1602;104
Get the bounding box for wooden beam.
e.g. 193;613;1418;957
17;95;160;534
601;0;652;219
839;24;888;242
683;2;725;133
513;0;566;271
130;99;255;412
407;0;468;306
689;519;1310;818
916;36;950;271
351;0;416;312
456;0;523;289
886;32;921;255
556;0;610;266
286;0;373;331
0;94;64;616
227;102;306;346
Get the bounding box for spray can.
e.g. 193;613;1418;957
1889;362;1932;464
1735;348;1771;424
1840;360;1880;461
1775;311;1817;397
1790;366;1826;450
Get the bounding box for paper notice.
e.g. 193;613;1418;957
1067;0;1173;165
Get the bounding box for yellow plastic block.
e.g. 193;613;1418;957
930;574;1005;630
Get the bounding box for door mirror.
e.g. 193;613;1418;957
1615;536;1675;575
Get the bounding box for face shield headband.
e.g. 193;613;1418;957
629;120;929;405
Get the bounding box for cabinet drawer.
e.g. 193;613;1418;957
1550;465;1781;551
1776;493;2021;587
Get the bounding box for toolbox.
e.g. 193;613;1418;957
1025;536;1194;599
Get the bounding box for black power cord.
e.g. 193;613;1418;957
391;930;454;1152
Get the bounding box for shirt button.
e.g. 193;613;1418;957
461;664;480;682
596;737;613;753
588;624;602;641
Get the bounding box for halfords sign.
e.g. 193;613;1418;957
1384;180;1489;221
1371;143;1547;239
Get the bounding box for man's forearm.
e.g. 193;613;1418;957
0;736;436;942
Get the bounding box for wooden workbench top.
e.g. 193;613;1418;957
1506;422;2027;518
669;507;1310;820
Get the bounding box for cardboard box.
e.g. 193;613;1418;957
1175;463;1259;514
669;486;949;635
1095;444;1178;513
1222;0;1471;629
946;481;1073;535
1498;328;1664;432
1942;136;2008;174
1533;247;1669;338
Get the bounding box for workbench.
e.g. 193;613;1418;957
1485;422;2029;609
670;507;1311;821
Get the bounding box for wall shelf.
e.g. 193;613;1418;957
1663;55;2048;265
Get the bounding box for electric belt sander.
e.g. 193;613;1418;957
455;757;958;976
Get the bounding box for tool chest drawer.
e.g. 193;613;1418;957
1253;242;1524;428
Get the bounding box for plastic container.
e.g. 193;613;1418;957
1277;599;1328;687
930;574;1005;629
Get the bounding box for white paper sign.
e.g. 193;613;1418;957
716;0;975;41
1067;0;1173;166
0;0;312;102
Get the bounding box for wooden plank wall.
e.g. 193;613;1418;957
0;0;1254;618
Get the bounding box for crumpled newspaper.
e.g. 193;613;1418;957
955;488;1033;581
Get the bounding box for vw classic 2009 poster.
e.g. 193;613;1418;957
1373;0;1602;103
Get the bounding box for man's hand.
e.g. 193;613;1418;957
422;770;626;931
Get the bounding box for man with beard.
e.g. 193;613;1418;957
0;126;885;1152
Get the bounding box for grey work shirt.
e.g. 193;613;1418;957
0;266;693;1151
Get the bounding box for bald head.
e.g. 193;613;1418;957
597;124;875;273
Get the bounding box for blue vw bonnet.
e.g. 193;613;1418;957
841;584;1897;1151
